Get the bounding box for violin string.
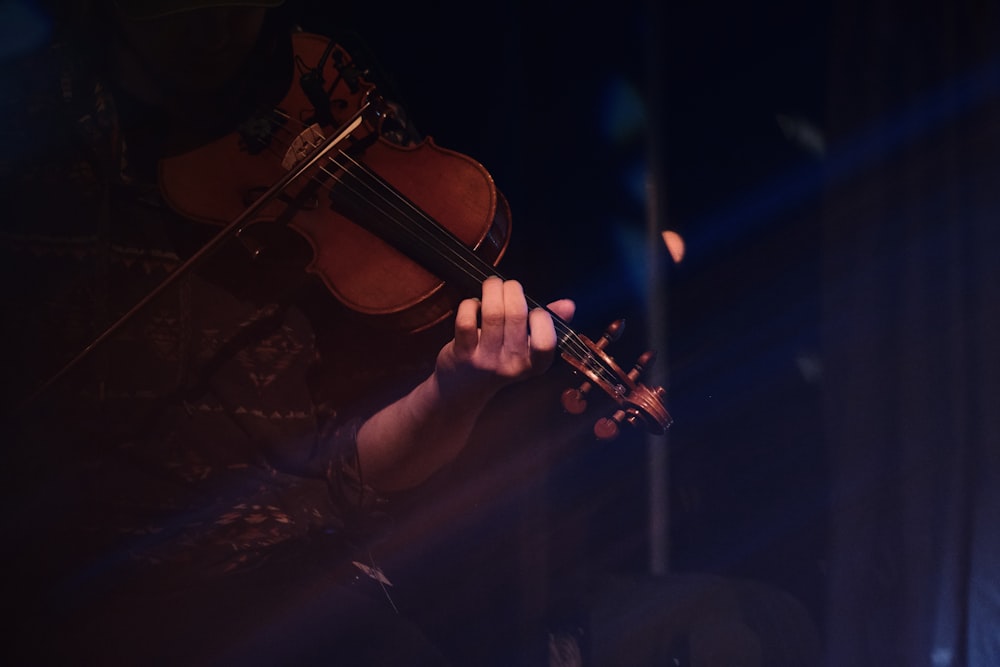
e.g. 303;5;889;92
320;148;625;390
326;154;500;284
317;150;626;391
258;109;624;390
260;108;506;303
267;113;605;370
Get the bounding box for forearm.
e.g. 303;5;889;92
355;370;494;492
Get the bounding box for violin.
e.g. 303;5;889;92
40;32;672;439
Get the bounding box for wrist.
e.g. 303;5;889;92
424;369;499;413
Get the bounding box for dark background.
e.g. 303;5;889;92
295;0;835;660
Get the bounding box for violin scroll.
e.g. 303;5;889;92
560;319;673;440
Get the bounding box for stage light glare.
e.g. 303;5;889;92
661;230;685;263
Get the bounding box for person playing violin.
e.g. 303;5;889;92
0;1;575;664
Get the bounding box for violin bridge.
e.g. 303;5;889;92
282;123;327;170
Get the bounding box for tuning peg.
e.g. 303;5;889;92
596;405;651;440
600;319;625;346
594;410;623;440
561;384;590;415
630;349;656;381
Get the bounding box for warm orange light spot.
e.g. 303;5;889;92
661;230;685;263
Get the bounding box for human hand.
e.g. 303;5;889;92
433;276;576;400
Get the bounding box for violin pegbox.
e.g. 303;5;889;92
559;319;673;440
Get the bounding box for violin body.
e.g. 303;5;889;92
159;33;509;332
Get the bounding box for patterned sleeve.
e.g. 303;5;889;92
316;415;391;517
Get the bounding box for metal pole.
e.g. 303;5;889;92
644;0;670;576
